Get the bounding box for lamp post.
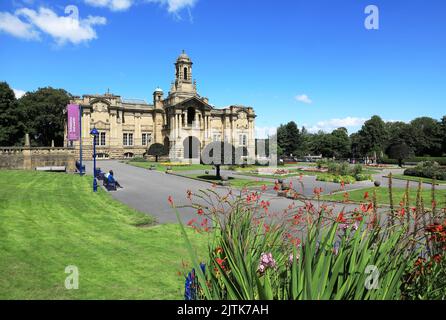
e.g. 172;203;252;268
90;127;99;192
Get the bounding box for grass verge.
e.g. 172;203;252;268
322;186;446;207
0;170;207;299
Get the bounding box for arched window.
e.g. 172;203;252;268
184;67;188;80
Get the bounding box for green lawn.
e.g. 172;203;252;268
391;174;446;185
127;160;213;172
0;170;207;300
184;174;274;189
322;186;446;207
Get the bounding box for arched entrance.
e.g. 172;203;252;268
183;136;200;159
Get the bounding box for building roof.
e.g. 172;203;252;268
121;98;149;105
177;50;191;63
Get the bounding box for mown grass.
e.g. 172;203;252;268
391;174;446;185
322;186;446;207
0;170;207;300
184;174;274;189
127;160;213;172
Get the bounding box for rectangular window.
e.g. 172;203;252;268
123;133;128;146
100;132;106;146
142;133;152;146
213;134;221;142
240;134;247;146
128;133;133;146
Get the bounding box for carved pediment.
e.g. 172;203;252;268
92;120;110;130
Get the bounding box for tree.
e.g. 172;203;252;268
409;117;443;156
309;131;335;158
441;116;446;155
201;141;239;178
386;142;412;167
0;82;23;146
355;115;388;159
17;87;71;147
147;143;167;162
298;126;311;156
330;127;351;159
277;121;300;157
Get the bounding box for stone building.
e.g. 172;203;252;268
65;51;256;161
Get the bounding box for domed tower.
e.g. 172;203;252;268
153;87;164;109
172;50;196;95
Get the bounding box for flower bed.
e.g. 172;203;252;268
316;173;372;184
170;184;446;300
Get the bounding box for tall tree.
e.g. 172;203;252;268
0;82;23;146
277;121;300;157
309;131;335;158
18;87;71;147
409;117;442;156
330;127;351;159
356;115;388;158
441;116;446;155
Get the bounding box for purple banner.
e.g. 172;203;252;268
67;104;80;141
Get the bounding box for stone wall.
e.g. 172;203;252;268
0;147;76;172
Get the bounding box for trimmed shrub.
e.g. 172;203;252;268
403;161;446;181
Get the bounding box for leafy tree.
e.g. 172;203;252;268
409;117;443;156
201;141;239;178
330;127;351;159
441;116;446;155
298;126;311;156
0;82;23;146
18;87;71;147
309;131;335;158
386;142;413;167
147;143;167;162
277;121;300;157
355;115;388;158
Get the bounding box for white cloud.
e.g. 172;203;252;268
15;7;106;45
295;94;312;104
84;0;133;11
305;117;367;133
13;88;26;99
0;11;40;40
84;0;198;13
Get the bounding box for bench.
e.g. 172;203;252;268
35;166;66;172
75;161;85;173
103;178;117;191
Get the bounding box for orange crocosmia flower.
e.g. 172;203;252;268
364;192;369;200
187;218;197;226
400;208;405;217
197;208;204;215
336;212;347;223
168;196;174;206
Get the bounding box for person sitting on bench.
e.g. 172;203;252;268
107;170;122;188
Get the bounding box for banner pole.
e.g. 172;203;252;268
79;105;84;176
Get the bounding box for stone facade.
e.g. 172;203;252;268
65;52;256;162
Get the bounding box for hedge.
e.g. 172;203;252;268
382;157;446;166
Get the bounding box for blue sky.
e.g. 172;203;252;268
1;0;445;136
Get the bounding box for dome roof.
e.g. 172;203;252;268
177;50;191;62
154;87;163;93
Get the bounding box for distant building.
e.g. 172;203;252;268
65;51;256;161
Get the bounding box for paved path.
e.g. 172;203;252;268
85;161;442;225
85;160;380;224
